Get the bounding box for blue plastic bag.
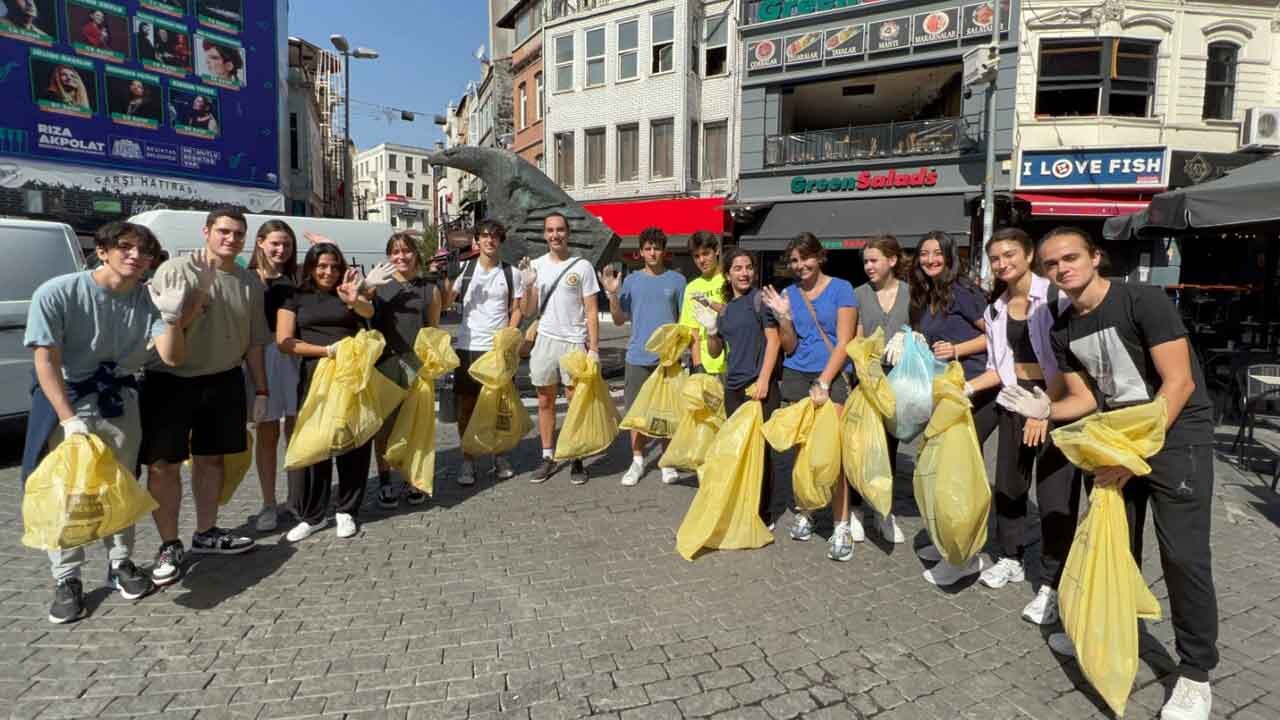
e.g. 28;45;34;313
886;325;944;442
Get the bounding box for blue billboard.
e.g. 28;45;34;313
0;0;280;190
1017;148;1169;190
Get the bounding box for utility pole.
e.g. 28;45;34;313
330;35;379;219
979;0;1002;284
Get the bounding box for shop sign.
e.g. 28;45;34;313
747;38;783;70
1168;150;1262;187
868;16;909;52
912;8;960;46
961;1;1010;37
791;167;938;194
754;0;875;23
386;193;408;204
92;198;123;214
821;239;868;249
1017;148;1169;190
823;24;865;59
784;31;822;65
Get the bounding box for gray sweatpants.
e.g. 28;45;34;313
45;390;141;582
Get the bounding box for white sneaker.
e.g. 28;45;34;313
285;520;326;543
916;543;943;562
494;456;515;480
660;467;680;484
877;513;905;544
923;554;990;586
1022;586;1059;625
1047;632;1076;657
334;513;358;539
254;506;278;533
457;462;476;486
979;557;1026;589
1161;677;1212;720
848;509;866;543
621;460;644;487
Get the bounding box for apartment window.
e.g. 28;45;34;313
704;15;728;76
390;216;397;228
688;120;699;182
1035;38;1158;117
515;3;541;46
406;182;414;198
389;153;398;170
554;131;574;187
650;118;673;178
702;121;727;179
554;35;573;92
617;123;638;182
518;83;528;129
617;19;638;80
1203;42;1238;120
585;127;606;184
651;11;673;74
421;158;430;173
389;180;397;195
536;73;544;118
289;112;298;170
586;27;605;87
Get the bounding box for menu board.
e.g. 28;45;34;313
912;8;960;46
823;24;865;60
784;31;822;65
868;16;909;53
746;38;782;71
962;1;1011;37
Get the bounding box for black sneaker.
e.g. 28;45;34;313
405;489;427;506
190;527;255;555
570;459;588;485
376;485;398;509
109;559;155;600
151;540;185;586
49;578;85;624
531;457;557;484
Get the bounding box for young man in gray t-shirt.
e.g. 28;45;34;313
24;221;196;623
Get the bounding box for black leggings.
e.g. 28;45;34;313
287;359;373;525
992;381;1082;587
723;381;786;523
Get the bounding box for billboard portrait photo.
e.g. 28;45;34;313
138;0;183;18
134;13;190;76
168;78;218;139
30;49;97;117
196;0;240;33
106;65;160;127
196;31;242;89
0;0;57;44
68;0;131;62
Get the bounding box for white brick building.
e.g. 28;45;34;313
354;143;435;233
541;0;739;205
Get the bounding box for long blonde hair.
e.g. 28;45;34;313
47;65;90;107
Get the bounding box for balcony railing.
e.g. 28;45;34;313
764;117;975;168
547;0;620;21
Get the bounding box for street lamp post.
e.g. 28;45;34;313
330;34;378;219
978;0;1001;284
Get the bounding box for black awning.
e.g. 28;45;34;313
1104;155;1280;240
738;194;971;250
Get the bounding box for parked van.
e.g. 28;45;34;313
128;210;398;271
0;219;87;422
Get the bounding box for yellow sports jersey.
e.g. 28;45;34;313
679;274;727;375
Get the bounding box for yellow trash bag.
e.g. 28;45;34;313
462;327;534;456
1051;397;1168;475
555;351;620;461
22;434;158;551
184;430;252;505
659;373;727;471
1058;486;1162;717
675;394;774;560
620;324;693;438
286;330;406;470
841;329;897;517
384;328;460;495
912;362;990;566
762;398;841;511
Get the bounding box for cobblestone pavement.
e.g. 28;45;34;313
1;411;1278;720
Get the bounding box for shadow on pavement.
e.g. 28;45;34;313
165;541;297;610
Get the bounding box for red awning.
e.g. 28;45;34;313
1016;192;1153;218
583;197;727;237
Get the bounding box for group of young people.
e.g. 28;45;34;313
23;207;1217;719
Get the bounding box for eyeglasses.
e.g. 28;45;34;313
114;243;156;259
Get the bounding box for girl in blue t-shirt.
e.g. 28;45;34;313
761;233;862;562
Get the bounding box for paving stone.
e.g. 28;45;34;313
588;686;648;713
677;689;738;717
611;664;666;688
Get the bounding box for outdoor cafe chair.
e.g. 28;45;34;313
1232;363;1280;491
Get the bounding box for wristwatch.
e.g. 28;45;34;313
813;379;830;392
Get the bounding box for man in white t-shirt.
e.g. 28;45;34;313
523;212;600;484
451;219;525;486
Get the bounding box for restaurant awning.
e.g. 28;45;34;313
584;197;727;238
738;194;970;250
1104;155;1280;240
1016;192;1152;218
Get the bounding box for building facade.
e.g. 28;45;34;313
498;0;548;171
540;0;739;252
1011;0;1278;281
734;0;1019;282
354;143;435;233
285;37;344;218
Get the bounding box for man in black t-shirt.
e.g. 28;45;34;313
998;227;1217;720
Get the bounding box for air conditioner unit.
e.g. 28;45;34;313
1240;107;1280;151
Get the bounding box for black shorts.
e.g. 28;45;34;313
140;367;249;464
452;349;486;400
779;367;851;405
623;363;656;412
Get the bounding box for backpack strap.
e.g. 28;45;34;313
501;262;514;316
455;259;478;307
1047;283;1064;323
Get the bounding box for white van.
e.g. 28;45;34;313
0;219;87;422
128;210;398;272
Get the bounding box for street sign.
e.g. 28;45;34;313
963;45;998;88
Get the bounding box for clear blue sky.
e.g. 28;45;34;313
288;0;492;152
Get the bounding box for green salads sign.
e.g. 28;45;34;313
755;0;873;23
791;168;939;193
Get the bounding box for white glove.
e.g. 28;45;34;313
325;343;340;358
520;262;537;289
997;385;1051;420
963;381;976;398
883;332;905;366
691;301;718;336
189;251;216;294
587;349;599;364
60;417;90;437
252;394;268;423
361;262;397;291
148;273;188;325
